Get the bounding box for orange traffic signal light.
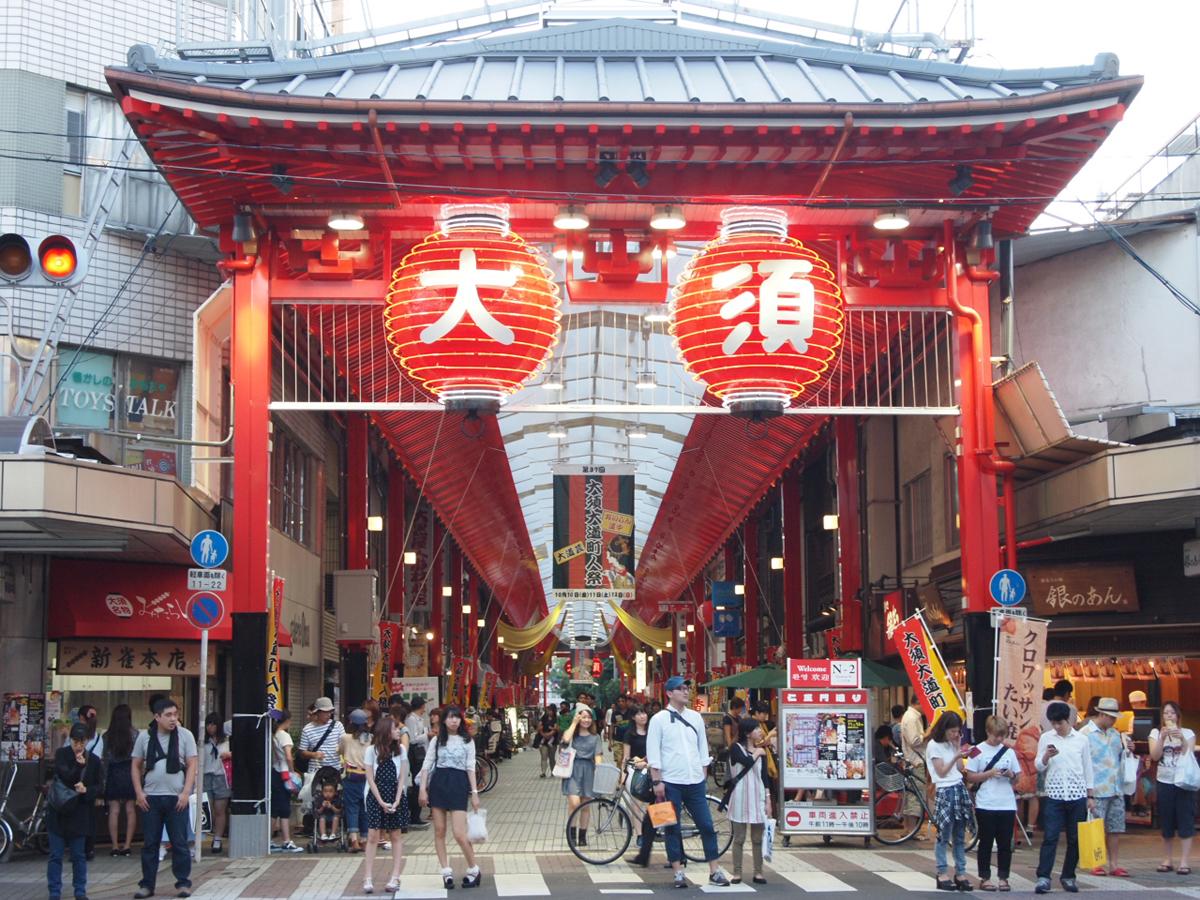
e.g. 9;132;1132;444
0;232;87;287
39;236;77;281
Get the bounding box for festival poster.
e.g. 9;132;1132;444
552;464;635;601
2;693;47;761
894;612;965;722
782;708;867;790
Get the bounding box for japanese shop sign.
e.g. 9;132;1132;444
57;640;216;677
994;615;1047;742
783;803;873;834
893;612;965;722
1027;562;1139;616
882;590;905;641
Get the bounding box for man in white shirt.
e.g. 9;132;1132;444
899;697;930;838
647;676;731;889
1034;701;1096;894
404;697;431;828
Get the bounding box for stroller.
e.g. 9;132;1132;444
306;766;347;854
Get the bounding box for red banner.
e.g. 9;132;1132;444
448;655;472;706
893;613;964;722
49;560;232;641
377;622;401;701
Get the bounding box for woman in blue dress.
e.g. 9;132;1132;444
560;706;604;846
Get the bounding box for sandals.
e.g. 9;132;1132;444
955;877;974;892
937;878;957;891
979;881;997;892
1158;864;1175;873
998;881;1011;892
1179;867;1193;876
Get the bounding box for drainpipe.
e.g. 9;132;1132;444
998;239;1015;378
217;254;257;275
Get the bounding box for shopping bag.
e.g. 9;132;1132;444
1121;753;1138;796
552;746;576;779
467;809;488;843
647;801;678;828
1077;815;1107;870
1177;749;1200;792
762;818;776;863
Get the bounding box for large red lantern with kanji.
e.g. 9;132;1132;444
670;207;845;417
385;204;561;413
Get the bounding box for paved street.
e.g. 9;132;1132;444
3;748;1198;899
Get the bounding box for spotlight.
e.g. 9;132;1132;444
820;603;837;617
873;209;910;231
636;370;657;390
949;164;975;197
425;630;435;641
650;205;686;230
770;557;784;570
971;220;994;250
628;160;650;189
366;516;383;532
328;210;364;231
595;159;619;189
403;550;417;565
553;204;589;230
823;514;839;530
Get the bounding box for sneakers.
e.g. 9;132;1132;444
133;890;155;899
1060;878;1078;893
362;879;374;894
280;841;303;853
385;879;401;891
1034;878;1052;894
381;841;392;851
269;842;283;852
709;869;731;887
673;872;688;889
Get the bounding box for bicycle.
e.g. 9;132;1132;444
566;763;732;866
872;760;977;849
0;761;50;862
475;755;499;794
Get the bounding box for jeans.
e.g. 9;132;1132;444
47;832;87;899
663;781;719;865
140;794;192;891
342;775;366;836
975;809;1015;880
1037;797;1087;880
935;817;967;876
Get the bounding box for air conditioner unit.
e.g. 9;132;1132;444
333;569;379;643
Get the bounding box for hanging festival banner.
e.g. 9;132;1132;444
448;655;472;706
552;464;636;603
893;611;964;722
374;622;402;702
994;614;1048;741
266;575;284;710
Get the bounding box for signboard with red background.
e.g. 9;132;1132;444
50;559;232;641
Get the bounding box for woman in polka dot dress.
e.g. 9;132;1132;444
363;716;410;894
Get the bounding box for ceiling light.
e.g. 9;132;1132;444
403;551;417;565
650;205;686;230
554;204;589;230
511;652;519;659
628;425;647;439
686;623;695;633
462;603;471;614
636;370;657;390
328;210;364;231
366;515;384;532
425;630;435;641
643;311;670;324
873;209;910;231
442;585;453;597
678;629;686;638
497;636;505;645
650;238;677;260
820;603;836;617
823;514;839;531
734;583;745;596
477;618;486;628
770;556;784;570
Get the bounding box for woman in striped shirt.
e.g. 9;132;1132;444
726;717;772;884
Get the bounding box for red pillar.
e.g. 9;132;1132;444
386;461;405;620
743;517;759;662
836;418;864;653
448;545;463;659
345;417;368;570
782;464;805;658
231;257;271;616
430;519;444;676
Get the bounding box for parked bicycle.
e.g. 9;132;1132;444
475;755;498;794
872;760;978;849
0;761;49;862
567;763;732;866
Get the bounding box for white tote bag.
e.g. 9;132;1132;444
552;745;576;779
467;808;489;843
1176;749;1200;792
1121;753;1138;796
762;818;776;863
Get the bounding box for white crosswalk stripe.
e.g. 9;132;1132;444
494;873;552;896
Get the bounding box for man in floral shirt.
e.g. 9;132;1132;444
1082;697;1133;877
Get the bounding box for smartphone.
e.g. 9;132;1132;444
967;745;983;759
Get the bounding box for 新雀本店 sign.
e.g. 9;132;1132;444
1027;562;1138;616
57;640;216;677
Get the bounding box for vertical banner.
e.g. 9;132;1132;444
994;615;1048;741
552;464;636;594
448;656;472;706
405;499;433;616
376;622;401;703
893;612;964;722
266;576;284;710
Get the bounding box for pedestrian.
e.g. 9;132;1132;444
721;697;745;768
926;710;973;891
418;706;483;889
269;709;303;853
363;716;410;894
726;717;771;885
298;697;345;818
47;722;102;900
201;714;232;854
561;705;604;847
132;697;198;899
965;715;1020;892
340;708;372;852
873;724;899;768
891;704;906;750
1040;680;1078;733
1149;700;1196;875
76;705;103;861
102;704;137;858
1034;701;1096;894
646;675;732;888
1082;697;1132;877
537;706;558;777
404;697;431;826
624;706;657;868
362;699;381;732
900;696;930;840
556;700;573;736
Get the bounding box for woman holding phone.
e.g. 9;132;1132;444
965;716;1020;891
1150;701;1196;875
925;711;973;891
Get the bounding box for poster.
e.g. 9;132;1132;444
2;693;47;761
782;706;867;790
388;676;441;709
552;464;635;593
994;615;1048;742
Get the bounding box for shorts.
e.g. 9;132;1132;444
270;769;292;820
1158;782;1198;839
1094;795;1125;833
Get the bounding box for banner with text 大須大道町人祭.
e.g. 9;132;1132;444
894;611;964;723
552;464;635;595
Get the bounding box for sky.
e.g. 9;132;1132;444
336;0;1200;229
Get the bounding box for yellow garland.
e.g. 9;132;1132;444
521;641;557;677
611;640;635;677
496;600;566;650
607;599;673;652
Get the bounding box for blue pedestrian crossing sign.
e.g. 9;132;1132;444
989;568;1026;607
187;592;226;631
190;530;228;569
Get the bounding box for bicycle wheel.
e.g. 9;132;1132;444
873;786;924;845
0;817;11;863
476;757;498;794
964;802;979;852
567;798;632;865
681;796;732;862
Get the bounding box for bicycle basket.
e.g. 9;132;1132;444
592;763;621;796
873;761;906;793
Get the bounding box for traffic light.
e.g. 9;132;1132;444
0;233;88;288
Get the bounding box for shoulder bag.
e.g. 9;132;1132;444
718;751;759;812
1177;746;1200;792
48;776;80;812
552;744;576;778
295;721;336;776
968;744;1010;794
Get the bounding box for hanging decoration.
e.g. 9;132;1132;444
384;203;561;413
611;640;635;677
521;641;557;677
670;206;845;418
607;599;673;652
496;599;567;650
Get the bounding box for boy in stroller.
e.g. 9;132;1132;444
307;766;346;852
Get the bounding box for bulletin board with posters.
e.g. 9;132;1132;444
777;687;874;837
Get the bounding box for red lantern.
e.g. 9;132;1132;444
591;656;603;679
670;207;845;417
385;204;561;412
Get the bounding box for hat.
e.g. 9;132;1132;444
664;676;691;691
313;697;334;712
349;709;369;725
1128;690;1148;705
1095;697;1121;716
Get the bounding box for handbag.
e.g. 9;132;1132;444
48;778;80;812
295;721;336;776
718;751;759;812
1121;752;1138;796
1176;748;1200;792
552;745;576;779
629;768;656;803
762;818;776;863
1077;815;1107;869
466;808;488;843
647;800;678;828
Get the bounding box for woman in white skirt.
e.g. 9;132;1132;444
726;717;772;884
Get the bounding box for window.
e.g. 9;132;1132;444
63;91;85;216
903;469;933;565
271;427;316;548
944;454;960;550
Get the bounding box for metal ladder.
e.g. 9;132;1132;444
11;135;137;416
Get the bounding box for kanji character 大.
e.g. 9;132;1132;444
418;248;520;345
